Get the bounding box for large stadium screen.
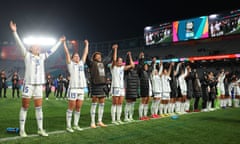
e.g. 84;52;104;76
172;16;209;42
208;9;240;37
144;22;172;46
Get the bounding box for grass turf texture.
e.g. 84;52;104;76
0;90;239;144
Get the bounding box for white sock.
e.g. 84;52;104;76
19;107;28;132
117;105;122;121
35;106;43;130
163;104;168;114
159;103;163;115
220;99;223;107
234;99;239;107
207;101;212;110
74;111;80;126
180;103;185;113
98;103;104;123
124;103;130;120
111;105;117;122
223;99;227;107
143;104;148;117
175;102;180;113
171;102;175;113
185;100;190;111
228;98;232;107
155;100;160;115
167;103;172;113
90;103;97;124
129;102;135;119
66;109;73;128
139;103;144;118
151;100;156;115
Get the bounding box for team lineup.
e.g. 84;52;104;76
8;21;240;138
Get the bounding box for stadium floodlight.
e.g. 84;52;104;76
23;36;57;46
144;26;152;31
209;14;218;19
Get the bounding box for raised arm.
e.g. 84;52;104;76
174;62;182;76
124;51;134;70
158;60;163;75
111;44;118;68
9;21;27;56
62;36;71;64
167;63;173;76
46;37;62;57
81;40;89;63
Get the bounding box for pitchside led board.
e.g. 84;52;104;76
172;16;209;42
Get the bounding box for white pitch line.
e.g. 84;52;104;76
0;111;204;142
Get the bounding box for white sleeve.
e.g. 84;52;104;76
158;64;163;75
13;32;27;56
46;40;62;57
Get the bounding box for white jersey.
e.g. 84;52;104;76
67;60;87;88
178;69;188;92
24;52;47;84
110;66;124;88
13;32;61;84
152;75;162;93
161;75;171;93
217;73;225;88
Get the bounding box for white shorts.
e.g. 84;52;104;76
153;92;162;98
162;92;170;100
67;88;85;101
22;84;43;99
219;87;225;95
181;90;187;96
111;87;125;96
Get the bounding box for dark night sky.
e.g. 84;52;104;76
0;0;239;42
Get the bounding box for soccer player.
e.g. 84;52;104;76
10;21;63;137
160;63;172;116
150;62;163;118
124;52;138;122
86;48;112;128
217;69;228;108
178;63;189;114
63;37;89;132
110;44;134;125
138;52;152;120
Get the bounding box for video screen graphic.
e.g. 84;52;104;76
144;22;172;46
208;9;240;37
173;16;209;42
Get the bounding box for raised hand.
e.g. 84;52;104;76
84;40;89;46
127;51;131;56
60;36;66;42
9;21;17;32
112;44;118;49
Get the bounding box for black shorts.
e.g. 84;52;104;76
91;83;107;97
